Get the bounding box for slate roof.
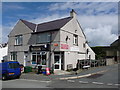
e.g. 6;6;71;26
20;19;36;31
20;17;72;33
37;17;72;32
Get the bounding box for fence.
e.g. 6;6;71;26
77;59;106;69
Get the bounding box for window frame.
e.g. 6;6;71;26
73;34;78;46
10;52;17;61
83;43;86;48
15;35;23;45
31;52;47;66
36;33;51;44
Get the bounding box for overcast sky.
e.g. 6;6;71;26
1;2;119;46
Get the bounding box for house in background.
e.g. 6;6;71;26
92;36;120;66
106;37;120;65
0;43;8;62
8;10;95;71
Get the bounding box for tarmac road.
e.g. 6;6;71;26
2;79;51;88
48;64;119;88
1;64;119;89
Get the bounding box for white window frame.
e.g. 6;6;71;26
31;52;47;66
15;35;23;45
73;34;78;46
10;52;17;61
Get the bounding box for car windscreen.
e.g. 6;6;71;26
8;63;20;69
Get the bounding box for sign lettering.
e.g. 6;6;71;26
61;44;69;49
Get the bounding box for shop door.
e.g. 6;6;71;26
54;54;61;70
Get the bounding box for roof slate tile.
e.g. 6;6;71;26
20;17;72;33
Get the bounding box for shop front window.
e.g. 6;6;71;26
32;52;47;65
37;55;41;64
42;54;46;65
32;55;36;64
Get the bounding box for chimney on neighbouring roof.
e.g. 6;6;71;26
70;9;77;18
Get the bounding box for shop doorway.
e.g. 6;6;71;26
54;54;61;70
54;52;64;70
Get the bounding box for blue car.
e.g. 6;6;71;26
0;61;21;80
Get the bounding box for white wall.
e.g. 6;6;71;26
0;46;8;62
64;51;78;70
61;13;95;70
86;44;95;59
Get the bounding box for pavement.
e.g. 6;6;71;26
20;64;113;81
20;72;73;81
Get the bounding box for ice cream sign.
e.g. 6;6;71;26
61;44;69;49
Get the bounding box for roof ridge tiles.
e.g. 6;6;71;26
20;19;36;25
20;16;72;33
37;17;71;25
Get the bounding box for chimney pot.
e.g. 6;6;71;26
70;9;77;18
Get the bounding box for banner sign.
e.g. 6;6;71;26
61;44;69;49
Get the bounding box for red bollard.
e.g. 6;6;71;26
46;68;50;75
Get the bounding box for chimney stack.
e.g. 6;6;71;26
70;9;77;18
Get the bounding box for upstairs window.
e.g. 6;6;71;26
37;33;51;43
10;52;17;61
83;43;86;48
15;35;23;45
73;34;78;46
87;49;89;54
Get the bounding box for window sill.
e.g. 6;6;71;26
14;44;22;46
73;44;78;46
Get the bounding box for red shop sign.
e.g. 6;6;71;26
61;44;69;49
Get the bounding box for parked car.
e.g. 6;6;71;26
0;61;21;80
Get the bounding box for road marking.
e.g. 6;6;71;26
79;81;89;84
114;84;120;86
67;80;75;83
92;82;104;85
107;83;113;86
19;79;51;83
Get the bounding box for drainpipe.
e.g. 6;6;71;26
117;51;119;63
84;42;87;69
49;32;52;70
